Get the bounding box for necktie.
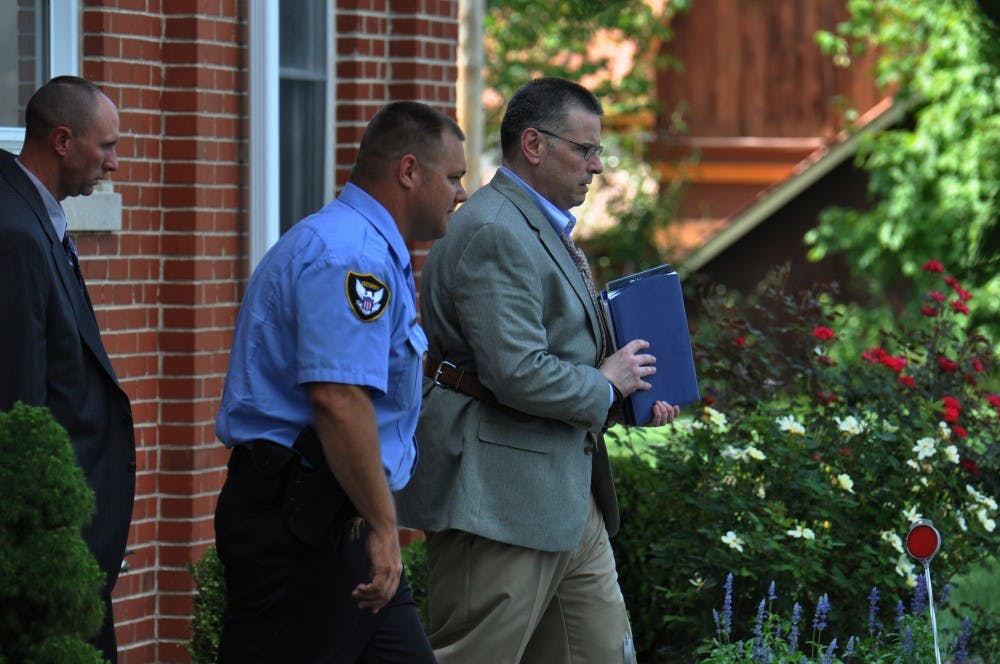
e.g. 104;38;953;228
559;232;612;361
62;232;88;292
559;231;598;301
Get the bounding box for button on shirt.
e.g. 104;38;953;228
215;183;427;491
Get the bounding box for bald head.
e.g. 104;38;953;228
24;76;109;144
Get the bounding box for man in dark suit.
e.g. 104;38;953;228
396;77;680;662
0;76;136;663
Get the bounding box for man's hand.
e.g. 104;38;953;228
646;400;680;427
310;382;403;613
599;339;657;397
351;525;402;613
600;340;681;427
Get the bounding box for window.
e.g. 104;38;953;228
279;1;331;234
249;0;334;267
0;0;79;153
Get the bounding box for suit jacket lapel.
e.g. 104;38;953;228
1;157;121;383
489;172;604;353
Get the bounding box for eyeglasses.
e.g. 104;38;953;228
535;128;604;161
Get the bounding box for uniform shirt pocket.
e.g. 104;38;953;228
389;322;427;412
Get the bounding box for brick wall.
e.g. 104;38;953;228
73;1;458;661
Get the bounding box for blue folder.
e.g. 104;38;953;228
600;264;701;425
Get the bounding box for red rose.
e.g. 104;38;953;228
951;425;968;439
703;396;716;405
939;357;959;372
816;391;838;404
862;348;888;364
882;356;907;373
898;375;916;387
812;326;836;341
941;396;962;423
921;260;945;273
921;305;939;317
971;357;984;373
734;336;746;347
961;459;981;477
950;300;970;315
928;290;946;303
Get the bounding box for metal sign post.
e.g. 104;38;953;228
905;518;942;664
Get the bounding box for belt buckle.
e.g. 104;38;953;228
433;360;459;388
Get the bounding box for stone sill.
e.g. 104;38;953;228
62;181;122;232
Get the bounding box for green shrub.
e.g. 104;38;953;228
0;402;105;663
402;535;429;627
187;547;226;664
608;263;999;661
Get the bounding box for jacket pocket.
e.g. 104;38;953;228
477;416;553;455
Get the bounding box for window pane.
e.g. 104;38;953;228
0;0;49;127
279;0;327;233
279;2;323;75
279;78;326;233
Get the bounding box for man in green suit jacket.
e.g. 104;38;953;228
396;77;680;663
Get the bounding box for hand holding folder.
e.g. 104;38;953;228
600;264;700;425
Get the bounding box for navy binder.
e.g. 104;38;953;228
600;264;701;425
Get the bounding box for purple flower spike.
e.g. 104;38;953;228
787;602;802;652
812;593;831;632
867;587;882;636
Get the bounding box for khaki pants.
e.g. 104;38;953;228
425;496;636;664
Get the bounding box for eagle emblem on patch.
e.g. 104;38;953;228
346;272;390;322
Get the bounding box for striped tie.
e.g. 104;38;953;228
62;232;87;291
559;231;598;301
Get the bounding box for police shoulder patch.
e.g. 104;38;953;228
346;271;390;322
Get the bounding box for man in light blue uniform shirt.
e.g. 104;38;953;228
214;101;467;663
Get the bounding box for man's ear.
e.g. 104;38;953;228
397;154;420;190
521;128;545;166
52;126;73;157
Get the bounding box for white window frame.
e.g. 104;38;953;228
249;0;335;270
0;0;79;153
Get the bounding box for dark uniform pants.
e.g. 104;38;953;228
214;430;434;663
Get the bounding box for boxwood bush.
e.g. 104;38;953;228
0;402;105;663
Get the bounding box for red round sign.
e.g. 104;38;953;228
906;520;941;562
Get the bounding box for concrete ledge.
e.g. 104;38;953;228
62;181;122;231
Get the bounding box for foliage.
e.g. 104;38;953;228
809;0;1000;335
187;538;431;663
0;402;105;663
699;575;973;663
402;535;430;628
583;152;686;288
187;547;226;664
940;555;1000;660
607;263;999;661
483;0;689;147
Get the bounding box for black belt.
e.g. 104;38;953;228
229;428;327;472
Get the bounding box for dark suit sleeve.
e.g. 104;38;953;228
0;230;50;410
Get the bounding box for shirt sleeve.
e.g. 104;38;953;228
294;255;393;396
